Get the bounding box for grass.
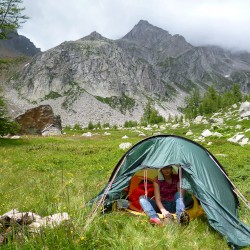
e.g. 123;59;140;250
0;121;250;249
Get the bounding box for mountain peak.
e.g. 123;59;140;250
89;31;103;38
137;20;150;26
119;20;192;57
84;31;106;41
121;20;170;46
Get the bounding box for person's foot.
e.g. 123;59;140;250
149;217;162;225
177;211;190;225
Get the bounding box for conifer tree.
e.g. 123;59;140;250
232;83;242;102
0;94;18;135
184;88;201;119
0;0;28;39
141;101;165;124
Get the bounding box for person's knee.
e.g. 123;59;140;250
139;195;147;201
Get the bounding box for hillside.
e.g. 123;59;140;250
2;20;250;127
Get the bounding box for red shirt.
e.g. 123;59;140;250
154;174;179;201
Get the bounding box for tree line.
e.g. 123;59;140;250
183;84;250;119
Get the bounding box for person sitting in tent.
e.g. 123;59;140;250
139;165;190;225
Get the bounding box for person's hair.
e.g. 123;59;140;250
162;165;173;170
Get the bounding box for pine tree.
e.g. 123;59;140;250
0;94;18;135
232;83;242;103
184;88;201;118
141;101;165;125
0;0;28;39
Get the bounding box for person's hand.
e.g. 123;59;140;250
160;208;169;218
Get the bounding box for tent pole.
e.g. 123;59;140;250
83;156;126;230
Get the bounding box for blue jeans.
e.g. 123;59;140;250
139;192;185;219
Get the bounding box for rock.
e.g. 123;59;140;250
159;125;166;130
42;212;70;227
152;124;158;128
232;104;237;109
194;116;204;124
207;142;212;145
201;129;213;137
235;124;242;130
183;122;190;128
172;124;180;129
10;135;21;139
82;132;92;137
0;233;6;245
213;132;223;137
143;126;152;131
15;105;62;135
119;142;132;150
239;138;249;146
122;135;128;139
153;132;161;136
239;102;250;118
227;134;245;143
186;131;193;136
209;117;224;125
42;124;61;136
104;132;111;136
0;209;70;236
138;133;146;137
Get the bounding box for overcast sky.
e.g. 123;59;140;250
19;0;250;52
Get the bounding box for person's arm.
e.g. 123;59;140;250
153;182;170;218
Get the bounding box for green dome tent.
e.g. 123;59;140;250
90;135;250;248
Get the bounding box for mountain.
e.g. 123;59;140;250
0;31;41;58
118;20;250;93
3;20;250;127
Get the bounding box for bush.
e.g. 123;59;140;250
73;124;82;130
87;121;95;130
124;120;138;128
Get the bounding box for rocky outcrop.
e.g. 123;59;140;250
0;209;69;245
15;105;61;135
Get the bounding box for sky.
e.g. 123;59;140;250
19;0;250;52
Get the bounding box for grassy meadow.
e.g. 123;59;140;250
0;117;250;249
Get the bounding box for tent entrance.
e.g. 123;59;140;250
114;169;205;220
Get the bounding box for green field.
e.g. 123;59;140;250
0;124;250;249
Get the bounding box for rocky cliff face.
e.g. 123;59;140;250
118;21;250;93
0;32;41;58
4;20;250;127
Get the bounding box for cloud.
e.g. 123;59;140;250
19;0;250;52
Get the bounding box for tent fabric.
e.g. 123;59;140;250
90;135;250;248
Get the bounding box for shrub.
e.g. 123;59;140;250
87;121;95;130
124;120;138;128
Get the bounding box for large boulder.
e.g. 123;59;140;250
239;102;250;118
15;105;62;135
